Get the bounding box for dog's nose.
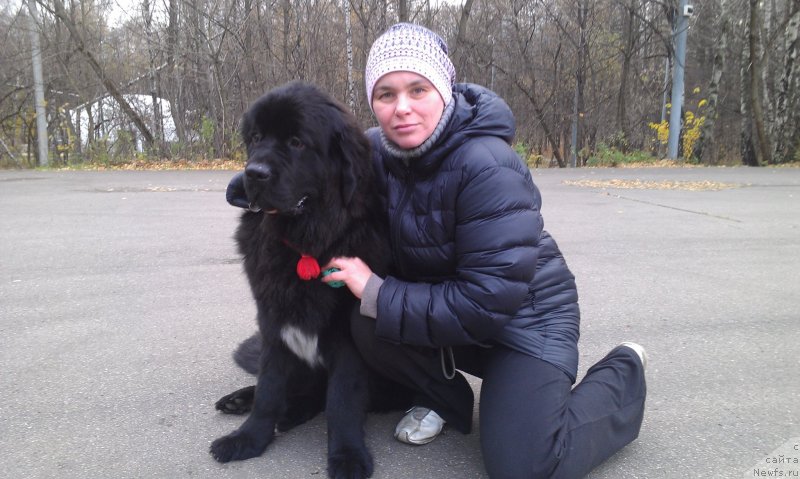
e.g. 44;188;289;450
245;163;272;181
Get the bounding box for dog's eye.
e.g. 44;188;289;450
288;137;304;150
251;133;262;143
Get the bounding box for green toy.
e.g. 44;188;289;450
322;268;345;288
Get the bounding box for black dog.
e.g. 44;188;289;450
209;82;411;478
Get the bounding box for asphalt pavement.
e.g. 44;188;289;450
1;167;798;479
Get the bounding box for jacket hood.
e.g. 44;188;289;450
449;83;515;145
380;83;516;178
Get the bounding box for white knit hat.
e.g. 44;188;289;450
365;23;456;108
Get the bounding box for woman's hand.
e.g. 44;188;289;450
322;257;373;299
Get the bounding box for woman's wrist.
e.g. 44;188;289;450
359;273;384;318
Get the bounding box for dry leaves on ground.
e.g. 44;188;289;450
64;158;244;171
562;179;740;191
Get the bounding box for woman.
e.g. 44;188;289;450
231;23;647;479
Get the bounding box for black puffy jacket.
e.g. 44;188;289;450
368;83;580;382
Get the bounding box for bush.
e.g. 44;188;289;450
513;142;528;160
514;142;543;168
586;143;656;167
83;137;114;165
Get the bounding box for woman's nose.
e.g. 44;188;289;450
395;94;411;114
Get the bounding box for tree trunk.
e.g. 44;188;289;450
398;0;408;22
344;0;356;111
283;0;291;80
379;0;387;31
748;0;772;165
164;0;187;144
452;0;476;76
616;0;637;147
142;0;165;155
694;0;729;164
792;2;800;162
570;0;587;167
772;1;800;163
740;11;759;166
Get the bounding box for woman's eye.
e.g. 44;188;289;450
289;137;304;149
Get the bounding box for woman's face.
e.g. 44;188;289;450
371;71;445;150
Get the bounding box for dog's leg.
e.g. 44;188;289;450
277;370;327;432
323;333;374;479
210;344;294;463
215;385;255;415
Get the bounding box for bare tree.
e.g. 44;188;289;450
503;0;566;167
141;0;166;154
615;0;639;147
451;0;476;75
43;0;154;147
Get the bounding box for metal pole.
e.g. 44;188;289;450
27;0;49;167
667;0;689;159
661;57;670;123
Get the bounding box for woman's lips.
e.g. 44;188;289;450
394;123;416;132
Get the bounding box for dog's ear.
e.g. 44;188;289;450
331;107;371;206
239;110;253;146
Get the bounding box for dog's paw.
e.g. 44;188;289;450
327;447;374;479
209;430;270;463
214;386;255;415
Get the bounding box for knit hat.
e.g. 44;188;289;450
365;23;456;108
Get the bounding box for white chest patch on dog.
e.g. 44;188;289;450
280;325;323;368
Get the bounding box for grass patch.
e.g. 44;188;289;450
585;143;663;167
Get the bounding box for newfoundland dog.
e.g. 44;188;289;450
209;82;411;478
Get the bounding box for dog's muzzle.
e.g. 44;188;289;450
243;162;274;213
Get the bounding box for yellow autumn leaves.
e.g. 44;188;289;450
649;88;707;159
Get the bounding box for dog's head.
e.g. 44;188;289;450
240;82;372;218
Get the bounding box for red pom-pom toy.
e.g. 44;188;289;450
296;254;321;280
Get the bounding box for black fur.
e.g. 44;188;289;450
209;82;412;478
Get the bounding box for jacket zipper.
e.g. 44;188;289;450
391;167;413;278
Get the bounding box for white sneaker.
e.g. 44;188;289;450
394;407;445;445
619;341;648;371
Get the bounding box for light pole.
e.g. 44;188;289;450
667;0;692;159
27;0;49;167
